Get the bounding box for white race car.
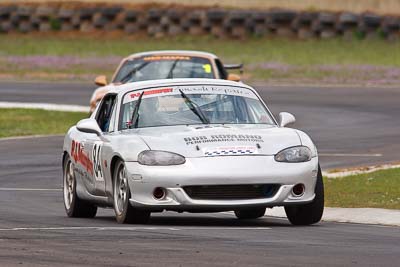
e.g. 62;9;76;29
63;78;324;225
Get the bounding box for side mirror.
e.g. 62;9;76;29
76;118;102;136
227;73;241;82
279;112;296;127
94;75;107;86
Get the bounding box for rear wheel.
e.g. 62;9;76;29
234;207;266;219
113;160;150;224
63;155;97;218
285;165;324;225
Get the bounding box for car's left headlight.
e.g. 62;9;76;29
138;150;186;166
275;146;312;163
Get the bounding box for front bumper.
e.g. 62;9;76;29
125;156;319;211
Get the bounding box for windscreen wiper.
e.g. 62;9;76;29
179;89;209;124
120;62;149;83
166;59;179;79
129;91;145;129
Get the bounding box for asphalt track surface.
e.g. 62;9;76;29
1;81;400;266
1;81;400;169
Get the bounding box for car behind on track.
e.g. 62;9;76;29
89;50;243;113
63;78;324;225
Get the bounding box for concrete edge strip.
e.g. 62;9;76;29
0;226;273;232
0;101;89;113
267;207;400;227
323;163;400;178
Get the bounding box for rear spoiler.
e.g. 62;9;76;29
224;63;244;74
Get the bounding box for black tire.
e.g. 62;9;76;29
63;155;97;218
234;207;266;219
285;165;324;225
113;160;150;224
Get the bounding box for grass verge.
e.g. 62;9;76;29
1;34;398;65
0;34;399;85
324;168;400;209
0;108;86;138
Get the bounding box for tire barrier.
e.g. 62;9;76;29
0;3;399;40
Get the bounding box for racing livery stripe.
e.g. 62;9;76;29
143;56;191;61
71;140;94;175
130;88;173;99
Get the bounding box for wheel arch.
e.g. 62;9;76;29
62;151;69;171
110;155;123;182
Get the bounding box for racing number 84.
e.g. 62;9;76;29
92;143;104;181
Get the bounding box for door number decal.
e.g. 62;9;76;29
92;142;104;181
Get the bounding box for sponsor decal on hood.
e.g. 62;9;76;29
130;126;301;157
184;134;263;146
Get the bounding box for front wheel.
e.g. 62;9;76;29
113;160;150;224
234;207;266;219
284;165;324;225
63;155;97;218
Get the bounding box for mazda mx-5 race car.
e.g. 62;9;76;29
63;78;324;225
89;50;243;113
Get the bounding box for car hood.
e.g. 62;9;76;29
123;124;301;158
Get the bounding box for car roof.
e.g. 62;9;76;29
112;78;255;96
124;50;218;60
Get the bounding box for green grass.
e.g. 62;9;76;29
324;168;400;209
0;108;87;138
0;35;399;84
0;35;399;66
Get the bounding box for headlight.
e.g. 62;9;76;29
138;150;186;166
275;146;312;163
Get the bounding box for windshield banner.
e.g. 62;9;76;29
123;85;258;104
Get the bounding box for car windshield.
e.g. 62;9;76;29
119;85;275;129
113;56;215;83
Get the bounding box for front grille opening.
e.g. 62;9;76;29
183;184;280;200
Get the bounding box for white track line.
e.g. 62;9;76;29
0;188;61;191
319;153;382;157
0;134;63;141
0;226;271;232
0;101;89;112
0;227;178;231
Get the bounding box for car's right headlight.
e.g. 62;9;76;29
274;146;312;163
138;150;186;166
